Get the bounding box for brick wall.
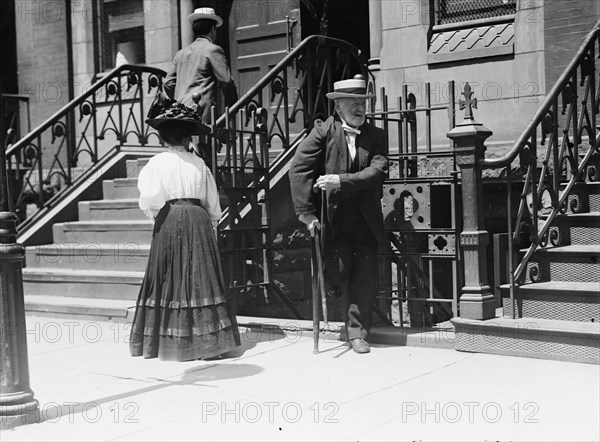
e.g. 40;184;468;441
544;0;600;93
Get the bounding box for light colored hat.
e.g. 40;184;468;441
188;7;223;27
326;74;375;100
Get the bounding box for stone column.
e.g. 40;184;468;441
447;83;496;320
180;0;195;48
368;0;382;71
0;89;38;429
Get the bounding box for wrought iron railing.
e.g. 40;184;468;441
3;94;30;152
208;35;371;320
367;82;459;327
210;34;371;224
481;20;600;315
5;64;165;225
210;35;372;178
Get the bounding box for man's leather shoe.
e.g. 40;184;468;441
349;338;370;354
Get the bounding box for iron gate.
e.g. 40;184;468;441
367;81;461;328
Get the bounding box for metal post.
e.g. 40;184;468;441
0;84;39;429
447;83;496;320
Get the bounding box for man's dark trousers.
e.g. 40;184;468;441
325;194;378;340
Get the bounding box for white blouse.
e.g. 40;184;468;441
137;147;221;225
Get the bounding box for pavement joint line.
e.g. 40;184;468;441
340;353;474;406
111;393;259;442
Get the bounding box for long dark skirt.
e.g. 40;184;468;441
129;199;240;361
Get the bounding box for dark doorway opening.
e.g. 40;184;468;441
0;1;18;94
191;0;234;60
300;0;370;60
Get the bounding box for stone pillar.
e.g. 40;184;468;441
0;89;38;429
180;0;195;48
368;0;382;71
145;0;181;69
447;83;496;320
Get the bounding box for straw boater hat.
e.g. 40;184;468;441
146;102;210;135
188;7;223;27
326;74;375;100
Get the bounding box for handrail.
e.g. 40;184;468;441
5;63;166;226
210;35;370;320
215;35;370;127
6;64;166;157
466;18;600;312
3;94;30;102
482;19;600;168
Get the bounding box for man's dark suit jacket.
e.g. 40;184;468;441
164;36;238;123
289;115;388;245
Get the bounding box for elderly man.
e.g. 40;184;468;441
289;75;388;354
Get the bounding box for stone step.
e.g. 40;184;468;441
124;158;149;179
24;295;135;322
78;199;146;221
452;316;600;364
22;267;143;300
52;220;154;244
102;178;139;199
559;212;600;245
527;244;600;283
25;243;150;272
500;280;600;322
566;181;600;213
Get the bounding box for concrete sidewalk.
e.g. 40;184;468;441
1;315;599;441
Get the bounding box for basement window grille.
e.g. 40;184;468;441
434;0;517;25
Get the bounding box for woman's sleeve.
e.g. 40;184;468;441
203;165;222;227
137;160;165;219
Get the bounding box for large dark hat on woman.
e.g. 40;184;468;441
146;101;210;135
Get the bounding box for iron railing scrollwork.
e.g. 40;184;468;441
481;20;600;316
209;35;371;320
5;64;165;226
3;94;31;152
367;81;459;327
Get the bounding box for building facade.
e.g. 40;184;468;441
4;1;599;344
7;1;599;155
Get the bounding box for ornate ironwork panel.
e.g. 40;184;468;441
210;36;371;320
370;81;460;328
5;65;165;227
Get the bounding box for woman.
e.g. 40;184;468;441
129;102;240;361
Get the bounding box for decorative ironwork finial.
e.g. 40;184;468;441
192;92;202;117
459;82;477;121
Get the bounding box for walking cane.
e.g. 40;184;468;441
311;190;329;354
311;232;320;354
317;189;328;328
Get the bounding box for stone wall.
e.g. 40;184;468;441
370;0;547;156
15;0;69;131
544;0;600;94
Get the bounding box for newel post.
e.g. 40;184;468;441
447;83;496;320
0;85;38;429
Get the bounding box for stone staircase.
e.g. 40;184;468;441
23;158;151;321
452;182;600;364
21;147;302;322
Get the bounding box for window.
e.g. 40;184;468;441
435;0;517;25
96;0;145;72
